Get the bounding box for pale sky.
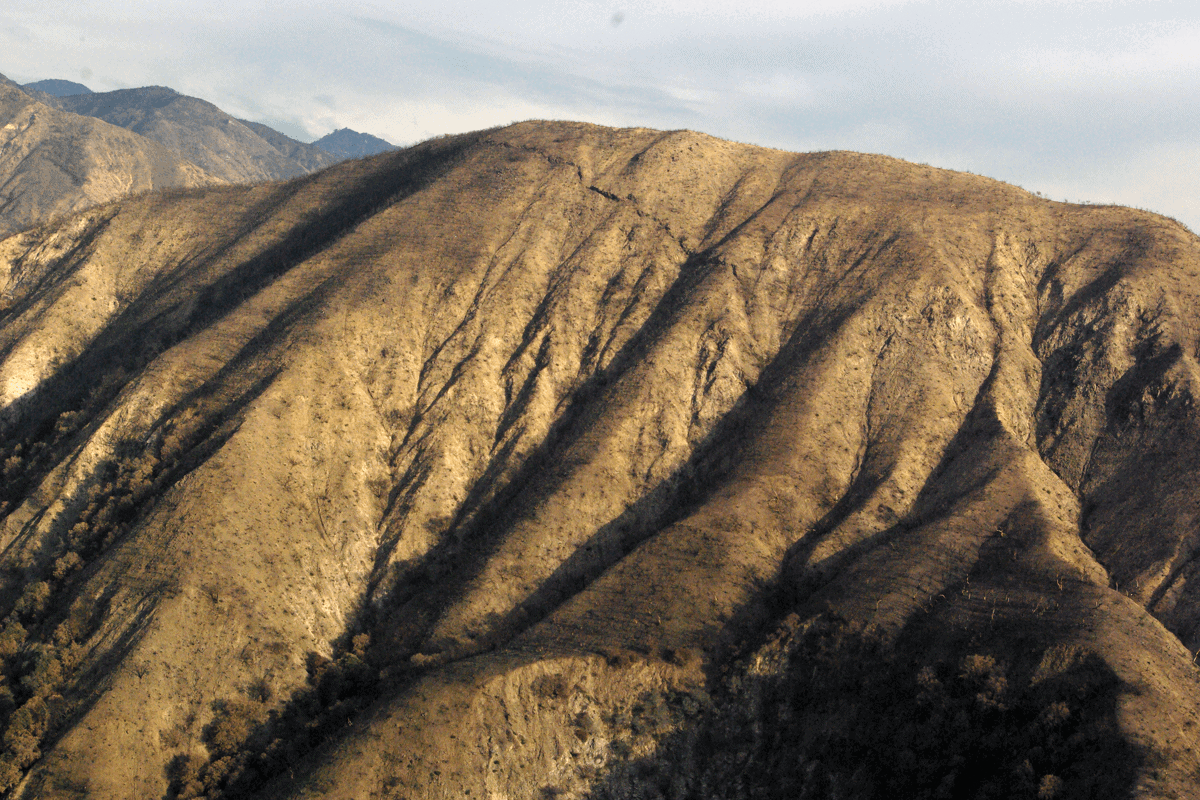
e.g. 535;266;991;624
3;0;1197;231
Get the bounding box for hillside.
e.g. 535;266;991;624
0;75;217;238
51;87;338;183
1;121;1200;799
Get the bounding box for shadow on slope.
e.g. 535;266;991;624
0;132;489;793
0;133;478;521
581;614;1144;800
163;226;880;799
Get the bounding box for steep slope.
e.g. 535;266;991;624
0;75;217;238
53;87;338;183
1;122;1199;800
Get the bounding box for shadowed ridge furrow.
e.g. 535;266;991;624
1023;212;1200;653
271;169;1200;799
387;193;953;666
0;137;475;525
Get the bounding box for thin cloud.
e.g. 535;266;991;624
0;0;1196;231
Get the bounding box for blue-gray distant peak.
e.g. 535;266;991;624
23;79;93;97
313;128;397;159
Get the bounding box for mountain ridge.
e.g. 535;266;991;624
0;74;218;238
49;86;339;183
3;74;404;237
0;121;1198;799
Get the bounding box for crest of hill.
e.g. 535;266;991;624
0;74;218;238
312;127;397;159
2;121;1200;799
51;86;339;183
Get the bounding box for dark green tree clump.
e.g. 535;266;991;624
167;634;378;800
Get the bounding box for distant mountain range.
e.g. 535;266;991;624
46;86;339;183
0;73;217;238
1;73;399;236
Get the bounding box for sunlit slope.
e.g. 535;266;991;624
0;122;1199;799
